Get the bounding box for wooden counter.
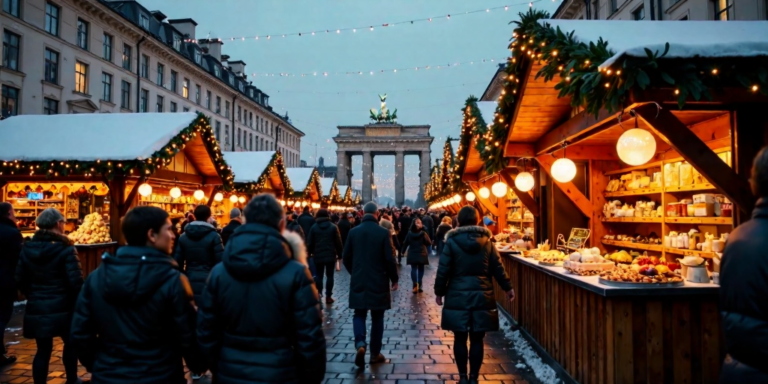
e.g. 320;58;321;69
495;252;723;384
75;242;118;277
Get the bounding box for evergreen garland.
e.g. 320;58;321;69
234;151;294;196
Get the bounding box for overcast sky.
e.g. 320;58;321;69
140;0;559;200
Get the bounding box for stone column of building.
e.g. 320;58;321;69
395;151;405;207
417;149;431;207
336;150;349;185
362;150;373;203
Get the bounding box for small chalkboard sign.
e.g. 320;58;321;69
556;228;591;252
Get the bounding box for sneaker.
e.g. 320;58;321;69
0;354;16;367
369;353;386;364
325;297;335;304
412;283;419;294
354;346;367;367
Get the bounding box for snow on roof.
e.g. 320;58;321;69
286;168;315;189
541;19;768;69
223;151;276;183
319;177;336;195
477;101;497;126
338;185;350;195
0;112;199;162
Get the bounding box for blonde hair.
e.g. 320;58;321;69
441;216;452;225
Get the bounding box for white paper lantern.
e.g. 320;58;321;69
465;191;476;202
138;183;152;197
616;128;657;166
193;190;205;201
492;181;508;198
478;187;490;199
169;187;182;199
514;172;535;192
280;200;286;206
238;196;246;204
551;158;577;183
230;195;239;203
214;192;224;202
453;194;461;204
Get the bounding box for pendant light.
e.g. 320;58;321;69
514;158;535;192
551;142;577;183
169;187;182;199
491;176;508;198
452;194;461;204
138;183;152;197
280;200;286;206
193;190;205;201
478;186;491;199
214;192;224;202
465;191;476;202
230;195;238;203
238;196;246;204
616;111;657;166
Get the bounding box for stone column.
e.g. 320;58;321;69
417;149;431;207
395;151;405;207
336;150;348;185
362;150;373;203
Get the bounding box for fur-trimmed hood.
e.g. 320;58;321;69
223;222;307;282
281;229;307;267
445;225;492;254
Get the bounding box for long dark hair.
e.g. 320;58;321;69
457;206;479;227
410;217;422;233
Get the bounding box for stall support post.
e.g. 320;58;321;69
498;194;508;234
205;185;218;207
501;170;540;216
108;176;126;245
734;108;768;225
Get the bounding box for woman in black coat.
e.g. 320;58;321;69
306;209;343;304
15;208;83;384
173;205;224;307
434;216;453;256
434;206;514;384
401;218;431;294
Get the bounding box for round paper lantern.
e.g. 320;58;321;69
169;187;182;199
465;191;476;202
616;128;657;166
138;183;152;197
230;195;238;203
453;194;461;204
492;181;508;198
515;172;535;192
280;200;286;206
193;190;205;201
214;192;224;202
478;187;491;199
551;158;577;183
238;196;246;204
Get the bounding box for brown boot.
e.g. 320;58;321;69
369;353;386;364
325;297;335;304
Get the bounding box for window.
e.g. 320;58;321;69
237;106;242;122
260;138;264;150
77;19;89;50
1;85;18;117
206;91;211;109
194;49;202;64
225;101;230;118
592;0;599;19
195;85;201;104
3;0;19;17
139;89;148;112
156;63;164;86
43;98;58;115
182;78;189;98
75;61;88;94
173;33;182;51
225;125;229;146
215;96;221;114
170;70;177;92
156;95;164;112
228;75;234;86
183;107;189;112
3;31;20;71
140;14;149;30
715;0;733;20
249;112;253;128
140;55;148;78
238;82;244;92
632;5;645;19
236;128;241;147
122;44;132;71
170;102;177;112
45;2;59;36
120;80;130;109
214;65;221;77
215;121;221;140
610;0;617;13
101;72;112;102
102;33;113;61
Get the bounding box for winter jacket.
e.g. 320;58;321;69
434;225;512;333
720;197;768;382
0;217;22;291
297;212;316;240
70;246;203;384
401;230;431;265
306;217;343;265
397;215;413;243
421;214;435;243
14;230;83;339
286;220;305;240
379;219;397;259
435;223;452;255
337;217;352;246
173;222;224;305
220;219;241;246
343;214;399;310
197;223;325;384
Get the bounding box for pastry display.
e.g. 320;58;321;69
536;250;566;265
599;264;684;284
563;248;615;276
603;200;660;218
68;212;112;245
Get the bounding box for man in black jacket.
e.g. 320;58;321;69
337;213;352;246
297;206;316;238
343;202;399;367
198;194;326;384
306;209;343;304
71;206;204;384
397;208;413;252
174;205;224;309
220;208;242;246
286;212;305;240
0;202;21;366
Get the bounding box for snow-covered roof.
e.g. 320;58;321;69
541;19;768;70
319;177;336;195
477;101;497;126
286;168;315;189
0;112;199;161
223;151;276;183
338;185;350;196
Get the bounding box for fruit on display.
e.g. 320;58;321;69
536;250;567;265
68;213;112;245
606;250;633;264
600;264;683;284
639;266;659;276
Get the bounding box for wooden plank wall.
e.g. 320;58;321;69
495;256;723;384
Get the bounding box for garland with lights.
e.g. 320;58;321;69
234;151;294;196
323;178;340;205
341;185;353;205
0;113;235;190
478;9;768;174
440;138;455;191
450;96;489;191
292;169;323;200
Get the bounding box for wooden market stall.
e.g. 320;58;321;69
286;167;323;209
319;177;340;206
0;112;234;275
221;151;291;214
470;12;768;384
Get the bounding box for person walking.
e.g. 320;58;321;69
379;214;399;262
720;145;768;383
343;202;399;367
420;209;435;254
70;207;204;384
0;202;21;367
297;206;316;239
401;218;431;294
197;194;326;383
174;205;225;308
220;208;242;246
337;213;352;246
286;212;305;239
434;206;514;384
306;208;343;304
434;216;453;256
396;209;413;264
14;209;84;384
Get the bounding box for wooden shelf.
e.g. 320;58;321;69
665;217;733;225
602;239;663;252
664;247;717;259
601;217;662;223
604;187;663;197
664;183;717;193
604;161;663;176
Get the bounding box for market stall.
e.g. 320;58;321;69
286;167;323;209
337;184;353;207
319;177;340;206
221;151;291;214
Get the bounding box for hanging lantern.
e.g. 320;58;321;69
466;191;476;202
515;172;535;192
492;181;508;198
452;194;461;204
238;196;246;204
551;158;577;183
214;192;224;202
617;129;657;166
230;195;238;203
170;187;182;199
479;186;490;199
302;201;308;207
280;200;286;206
193;190;205;201
138;183;152;197
293;200;300;207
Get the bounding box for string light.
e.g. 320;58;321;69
248;57;503;78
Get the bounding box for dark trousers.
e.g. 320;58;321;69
454;331;486;377
0;286;15;356
315;262;335;298
308;257;317;281
410;264;425;285
353;309;385;355
34;337;78;384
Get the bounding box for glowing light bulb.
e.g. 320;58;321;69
551;158;577;183
193;190;205;201
214;193;224;202
453;194;461;204
238;196;246;204
617;129;657;166
138;183;152;197
170;187;182;199
514;172;535;192
492;181;508;198
479;187;490;199
465;191;476;202
230;195;238;203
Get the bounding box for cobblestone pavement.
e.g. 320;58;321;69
2;254;540;384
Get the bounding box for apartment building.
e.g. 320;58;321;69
554;0;767;21
0;0;303;166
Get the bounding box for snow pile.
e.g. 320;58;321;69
500;320;560;384
223;151;276;183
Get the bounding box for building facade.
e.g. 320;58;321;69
554;0;767;21
0;0;303;166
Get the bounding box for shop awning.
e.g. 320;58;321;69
223;151;292;196
319;177;339;201
286;167;322;200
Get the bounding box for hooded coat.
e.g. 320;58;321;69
337;216;352;246
306;217;343;265
0;217;22;292
173;221;224;305
719;198;768;383
197;224;326;384
343;214;399;310
70;246;203;384
220;219;241;246
401;229;431;265
297;212;316;240
15;231;83;339
286;219;305;240
435;223;453;255
434;226;512;333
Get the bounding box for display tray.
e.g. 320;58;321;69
598;277;685;287
538;261;562;267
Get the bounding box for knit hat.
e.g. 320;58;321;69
230;208;241;219
363;202;378;214
36;207;65;230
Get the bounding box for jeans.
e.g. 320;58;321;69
454;331;486;377
0;286;14;356
315;262;335;298
353;309;385;355
34;337;78;384
411;264;425;285
308;257;318;282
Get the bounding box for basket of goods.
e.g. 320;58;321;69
599;260;684;286
68;212;112;245
536;250;567;266
563;248;616;276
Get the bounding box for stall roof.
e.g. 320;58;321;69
286;168;314;188
319;177;336;196
476;101;497;128
223;151;276;183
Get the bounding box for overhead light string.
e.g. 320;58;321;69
249;57;504;78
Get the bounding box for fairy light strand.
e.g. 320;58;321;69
249;57;503;78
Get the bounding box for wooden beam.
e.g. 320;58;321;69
151;169;204;185
534;107;636;155
504;143;536;158
107;176;126;245
536;155;592;218
500;170;540;217
120;175;145;217
631;88;768;106
206;186;220;207
634;103;756;215
469;184;499;217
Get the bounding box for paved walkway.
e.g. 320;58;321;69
2;254;540;384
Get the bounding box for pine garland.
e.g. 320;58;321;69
235;151;294;196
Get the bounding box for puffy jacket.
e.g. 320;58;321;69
173;222;224;305
220;219;241;246
421;214;435;242
337;217;352;246
14;230;83;339
435;223;452;255
306;217;343;265
70;246;203;384
197;223;326;384
297;212;316;239
401;230;431;265
286;220;305;240
0;217;22;291
343;215;399;310
720;198;768;382
435;226;512;333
